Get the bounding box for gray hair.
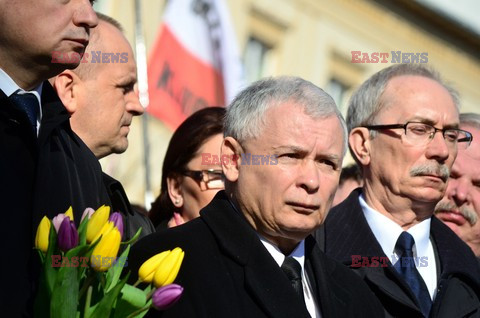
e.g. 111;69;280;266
225;76;348;156
460;113;480;130
346;64;460;134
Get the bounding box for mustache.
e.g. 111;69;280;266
435;201;478;225
410;164;450;182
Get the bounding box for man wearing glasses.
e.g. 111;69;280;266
318;64;480;317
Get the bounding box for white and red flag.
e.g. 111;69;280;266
147;0;244;130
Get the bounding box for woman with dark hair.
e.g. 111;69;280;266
149;107;226;229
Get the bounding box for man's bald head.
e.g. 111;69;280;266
52;13;143;159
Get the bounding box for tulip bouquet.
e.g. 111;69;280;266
34;206;185;318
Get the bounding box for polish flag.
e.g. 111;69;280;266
147;0;244;130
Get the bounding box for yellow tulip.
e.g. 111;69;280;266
153;247;185;288
86;205;110;243
138;250;170;283
91;221;114;244
64;206;74;222
35;216;51;253
90;227;121;272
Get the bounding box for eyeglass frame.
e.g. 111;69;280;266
180;169;224;190
361;121;473;148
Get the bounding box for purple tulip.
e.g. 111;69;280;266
109;212;124;238
152;284;184;311
57;217;79;252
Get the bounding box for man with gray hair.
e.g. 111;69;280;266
129;76;382;317
435;113;480;259
318;64;480;317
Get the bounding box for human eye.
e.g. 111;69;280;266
119;83;135;94
408;123;429;135
444;129;459;142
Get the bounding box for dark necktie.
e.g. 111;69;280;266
394;232;432;317
281;257;306;305
9;92;40;133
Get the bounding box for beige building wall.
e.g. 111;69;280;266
96;0;480;206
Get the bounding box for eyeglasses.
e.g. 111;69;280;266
362;121;473;149
181;169;224;190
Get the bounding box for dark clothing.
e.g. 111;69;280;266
0;87;38;316
33;83;111;224
103;173;155;241
128;191;383;318
318;189;480;317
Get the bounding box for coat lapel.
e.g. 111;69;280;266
324;189;422;312
201;191;311;318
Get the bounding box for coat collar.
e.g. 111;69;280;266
200;191;311;318
325;188;480;313
37;81;71;147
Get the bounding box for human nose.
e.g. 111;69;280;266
425;129;450;162
448;177;470;206
297;159;320;194
126;92;144;116
73;0;99;29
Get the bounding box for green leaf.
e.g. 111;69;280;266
34;224;59;317
77;216;90;246
112;284;148;318
50;260;79;318
105;244;130;293
89;272;130;318
121;228;142;245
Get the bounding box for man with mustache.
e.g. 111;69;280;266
435;113;480;259
317;64;480;317
0;1;98;316
51;13;154;239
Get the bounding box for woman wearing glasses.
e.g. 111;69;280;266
149;107;226;229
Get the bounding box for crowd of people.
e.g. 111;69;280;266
1;2;479;317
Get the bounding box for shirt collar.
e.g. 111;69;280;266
0;67;43;107
359;193;431;258
259;235;305;271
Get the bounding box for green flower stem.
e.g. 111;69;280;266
84;285;93;318
125;304;150;318
133;279;142;288
79;272;95;299
146;288;156;300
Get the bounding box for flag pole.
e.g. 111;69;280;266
134;0;154;210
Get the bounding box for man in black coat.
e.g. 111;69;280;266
51;13;154;240
318;64;480;317
0;1;98;316
129;77;383;317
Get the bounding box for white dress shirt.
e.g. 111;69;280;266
260;236;321;318
359;194;437;299
0;68;43;135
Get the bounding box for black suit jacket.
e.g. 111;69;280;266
0;87;39;316
318;189;480;317
128;191;383;317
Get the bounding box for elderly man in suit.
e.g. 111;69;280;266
435;113;480;259
318;64;480;317
129;76;383;317
0;0;98;316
